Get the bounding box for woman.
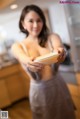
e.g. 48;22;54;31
11;4;75;119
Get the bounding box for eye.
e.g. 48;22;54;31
37;19;42;23
29;19;33;23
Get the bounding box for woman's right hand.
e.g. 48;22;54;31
25;57;44;72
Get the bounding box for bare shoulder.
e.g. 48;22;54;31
48;33;62;42
11;38;27;50
11;42;20;49
48;33;63;48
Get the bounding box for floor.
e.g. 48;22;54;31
2;98;32;119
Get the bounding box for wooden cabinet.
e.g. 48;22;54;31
0;79;11;108
5;73;26;102
0;63;30;108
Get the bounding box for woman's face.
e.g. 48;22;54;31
22;11;43;37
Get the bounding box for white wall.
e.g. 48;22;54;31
0;1;57;42
0;11;25;42
49;3;70;44
0;1;70;44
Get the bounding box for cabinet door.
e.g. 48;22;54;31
0;80;11;108
5;73;26;103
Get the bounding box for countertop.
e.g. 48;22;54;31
0;53;18;69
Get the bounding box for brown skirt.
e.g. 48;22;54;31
29;73;76;119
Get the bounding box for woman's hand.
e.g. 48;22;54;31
55;47;66;63
26;57;44;72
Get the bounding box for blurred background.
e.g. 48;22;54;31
0;0;80;119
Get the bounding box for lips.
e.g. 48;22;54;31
33;29;38;32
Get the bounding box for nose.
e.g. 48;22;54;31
33;22;38;28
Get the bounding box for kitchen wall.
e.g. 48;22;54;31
1;1;80;71
0;1;77;74
0;0;71;45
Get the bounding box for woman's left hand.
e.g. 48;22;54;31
56;47;66;63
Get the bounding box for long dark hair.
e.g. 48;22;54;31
19;4;49;47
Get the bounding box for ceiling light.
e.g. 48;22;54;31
10;4;18;10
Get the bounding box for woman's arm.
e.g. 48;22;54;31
11;43;30;64
49;33;66;63
50;34;63;50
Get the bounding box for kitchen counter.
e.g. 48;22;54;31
0;55;30;108
0;53;18;69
